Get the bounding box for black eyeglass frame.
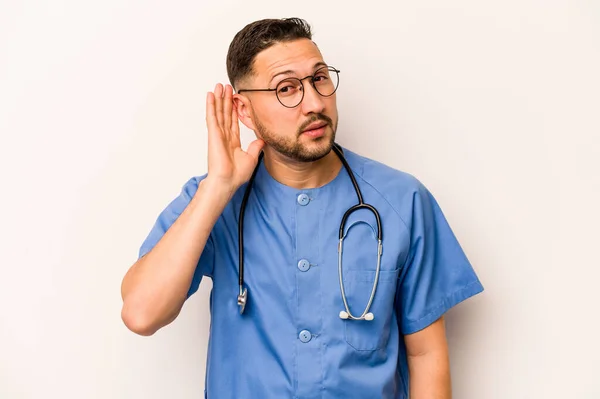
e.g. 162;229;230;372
236;66;341;108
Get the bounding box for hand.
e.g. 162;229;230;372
205;83;265;192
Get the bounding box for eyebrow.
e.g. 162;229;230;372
269;61;328;86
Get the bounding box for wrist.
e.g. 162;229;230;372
199;176;238;202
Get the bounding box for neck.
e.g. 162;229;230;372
262;146;343;189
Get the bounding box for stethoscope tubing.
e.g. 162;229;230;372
237;143;383;321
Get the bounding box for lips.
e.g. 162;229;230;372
302;121;328;133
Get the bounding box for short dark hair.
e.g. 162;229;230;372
226;18;313;90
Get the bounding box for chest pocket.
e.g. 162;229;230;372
339;218;400;351
343;268;399;351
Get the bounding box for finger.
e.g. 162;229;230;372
230;106;240;137
223;85;233;135
229;107;241;148
246;139;265;161
206;91;218;134
214;83;224;128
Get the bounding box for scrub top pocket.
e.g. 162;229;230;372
342;268;399;351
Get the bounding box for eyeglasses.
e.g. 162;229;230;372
237;65;340;108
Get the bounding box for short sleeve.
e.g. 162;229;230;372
396;181;484;334
138;175;215;299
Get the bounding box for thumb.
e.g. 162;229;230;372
246;139;265;161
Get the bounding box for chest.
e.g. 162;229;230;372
212;185;409;318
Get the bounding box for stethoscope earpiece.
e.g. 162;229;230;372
339;310;375;321
237;287;248;314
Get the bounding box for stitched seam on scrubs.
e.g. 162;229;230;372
292;203;299;397
351;171;410;234
318;195;325;396
402;280;483;334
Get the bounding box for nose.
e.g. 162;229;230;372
300;81;326;115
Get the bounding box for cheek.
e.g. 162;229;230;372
327;96;338;115
256;103;300;132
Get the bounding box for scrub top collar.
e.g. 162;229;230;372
253;146;351;200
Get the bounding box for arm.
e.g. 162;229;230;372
120;178;232;336
404;316;452;399
120;83;264;336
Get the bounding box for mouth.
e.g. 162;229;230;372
301;121;329;136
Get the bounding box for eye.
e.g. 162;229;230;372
313;71;330;83
277;81;299;96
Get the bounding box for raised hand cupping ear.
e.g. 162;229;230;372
206;83;265;190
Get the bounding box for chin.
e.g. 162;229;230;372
299;135;335;161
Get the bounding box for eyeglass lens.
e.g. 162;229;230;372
275;67;339;108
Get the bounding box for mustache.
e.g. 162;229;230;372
297;114;333;134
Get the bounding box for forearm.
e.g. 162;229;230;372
120;178;233;335
407;348;451;399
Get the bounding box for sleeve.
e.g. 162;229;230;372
396;181;484;334
138;175;215;299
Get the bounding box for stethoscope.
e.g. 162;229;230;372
237;143;383;321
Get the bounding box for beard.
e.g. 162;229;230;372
253;113;338;162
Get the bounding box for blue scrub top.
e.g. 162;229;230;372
139;146;484;399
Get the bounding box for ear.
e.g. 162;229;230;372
233;94;256;131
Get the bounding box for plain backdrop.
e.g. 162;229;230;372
1;1;599;398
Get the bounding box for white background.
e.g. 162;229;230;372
1;1;599;398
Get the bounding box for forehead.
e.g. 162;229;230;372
251;38;324;81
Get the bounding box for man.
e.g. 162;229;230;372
121;17;483;399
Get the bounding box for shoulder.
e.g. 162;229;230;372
180;174;207;196
342;146;428;204
177;173;247;220
159;174;214;218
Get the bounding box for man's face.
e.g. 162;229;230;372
236;38;339;162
